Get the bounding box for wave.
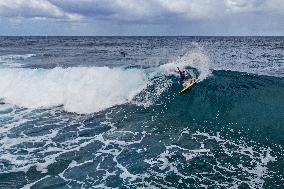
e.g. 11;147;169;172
0;49;212;114
0;54;36;68
0;67;147;114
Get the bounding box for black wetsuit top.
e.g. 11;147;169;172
178;70;186;81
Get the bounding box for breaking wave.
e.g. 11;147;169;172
0;67;147;114
0;49;211;114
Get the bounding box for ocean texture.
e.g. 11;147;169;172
0;37;283;188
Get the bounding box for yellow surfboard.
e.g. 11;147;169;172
179;80;197;95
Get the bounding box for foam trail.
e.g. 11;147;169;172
0;67;147;114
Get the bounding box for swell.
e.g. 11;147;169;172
162;70;284;141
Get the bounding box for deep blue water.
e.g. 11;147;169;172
0;37;283;188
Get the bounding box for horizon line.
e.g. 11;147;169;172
0;35;284;37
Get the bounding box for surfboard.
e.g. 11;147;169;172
179;80;197;95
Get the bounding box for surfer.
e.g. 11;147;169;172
177;67;197;87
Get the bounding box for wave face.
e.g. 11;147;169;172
0;36;283;188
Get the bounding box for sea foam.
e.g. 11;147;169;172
0;67;147;114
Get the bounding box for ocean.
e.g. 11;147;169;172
0;36;283;188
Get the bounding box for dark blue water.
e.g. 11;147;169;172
0;37;283;188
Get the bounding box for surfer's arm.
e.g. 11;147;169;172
177;67;181;74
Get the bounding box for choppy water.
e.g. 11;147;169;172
0;37;283;188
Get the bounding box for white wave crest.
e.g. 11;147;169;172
0;67;147;114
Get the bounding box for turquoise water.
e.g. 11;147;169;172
0;37;283;188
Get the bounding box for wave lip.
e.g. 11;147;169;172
0;67;147;114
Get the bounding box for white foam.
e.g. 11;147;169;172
0;67;147;114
